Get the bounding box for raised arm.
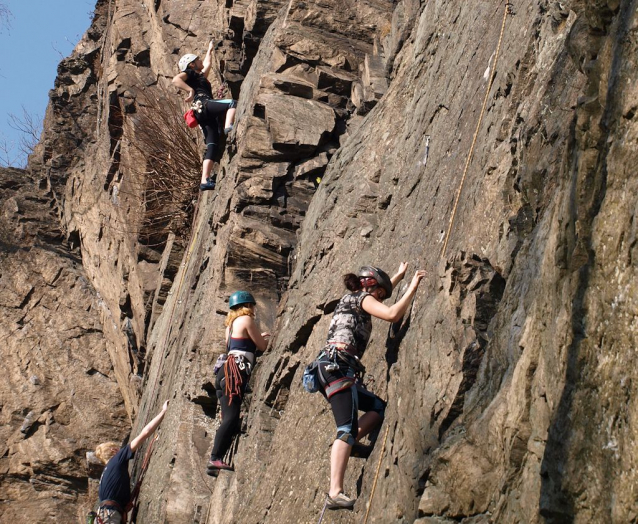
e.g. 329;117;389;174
362;270;427;322
391;262;408;288
201;40;215;77
130;400;169;452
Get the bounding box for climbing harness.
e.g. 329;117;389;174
362;425;390;524
441;1;513;258
303;345;367;395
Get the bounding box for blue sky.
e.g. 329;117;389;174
0;0;94;167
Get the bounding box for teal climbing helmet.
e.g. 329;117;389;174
228;291;256;309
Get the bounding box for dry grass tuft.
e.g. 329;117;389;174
122;86;202;245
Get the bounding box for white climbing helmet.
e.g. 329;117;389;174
178;53;198;72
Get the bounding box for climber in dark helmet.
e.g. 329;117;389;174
206;291;270;473
171;40;236;191
318;263;426;509
95;401;168;523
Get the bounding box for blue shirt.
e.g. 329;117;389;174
98;444;135;508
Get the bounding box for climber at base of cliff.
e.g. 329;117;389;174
206;291;270;474
95;401;168;523
315;264;426;510
172;40;236;192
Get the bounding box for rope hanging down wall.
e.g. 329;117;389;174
128;193;207;518
363;2;512;522
440;1;513;259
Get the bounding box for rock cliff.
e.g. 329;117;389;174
1;0;636;523
0;167;129;522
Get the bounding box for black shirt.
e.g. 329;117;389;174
98;444;135;508
185;68;213;102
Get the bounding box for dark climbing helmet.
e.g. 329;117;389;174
358;266;392;298
229;291;256;309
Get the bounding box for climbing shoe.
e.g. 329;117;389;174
350;442;373;458
326;492;355;510
207;459;232;471
199;179;216;191
224;125;234;135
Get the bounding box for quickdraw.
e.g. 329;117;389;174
215;81;229;100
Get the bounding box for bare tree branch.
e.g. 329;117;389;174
7;106;43;163
0;2;12;33
0;135;22;168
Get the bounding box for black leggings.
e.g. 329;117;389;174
210;363;248;460
197;99;236;161
327;383;386;446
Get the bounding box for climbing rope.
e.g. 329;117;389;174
128;193;205;517
127;433;159;514
316;495;330;524
224;357;244;404
440;1;512;258
362;425;390;524
144;195;203;413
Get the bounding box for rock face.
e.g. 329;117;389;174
0;168;129;521
2;0;637;523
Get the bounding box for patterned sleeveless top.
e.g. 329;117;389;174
326;291;372;357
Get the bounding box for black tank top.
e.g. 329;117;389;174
185;68;213;102
228;336;256;354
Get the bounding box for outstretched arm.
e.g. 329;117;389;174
130;400;169;452
201;40;215;77
362;270;427;322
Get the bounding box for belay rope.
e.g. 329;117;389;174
359;2;513;522
127;433;159;516
362;426;390;524
126;173;208;519
440;1;513;258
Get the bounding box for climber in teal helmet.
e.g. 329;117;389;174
318;263;426;509
206;291;270;473
172;40;236;191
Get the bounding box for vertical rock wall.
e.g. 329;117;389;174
0;168;129;522
2;0;636;522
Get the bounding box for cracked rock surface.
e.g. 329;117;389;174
2;0;637;523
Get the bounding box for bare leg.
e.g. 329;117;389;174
201;159;214;184
329;439;351;497
356;411;382;441
224;108;236;129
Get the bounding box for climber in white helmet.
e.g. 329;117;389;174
172;41;236;191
